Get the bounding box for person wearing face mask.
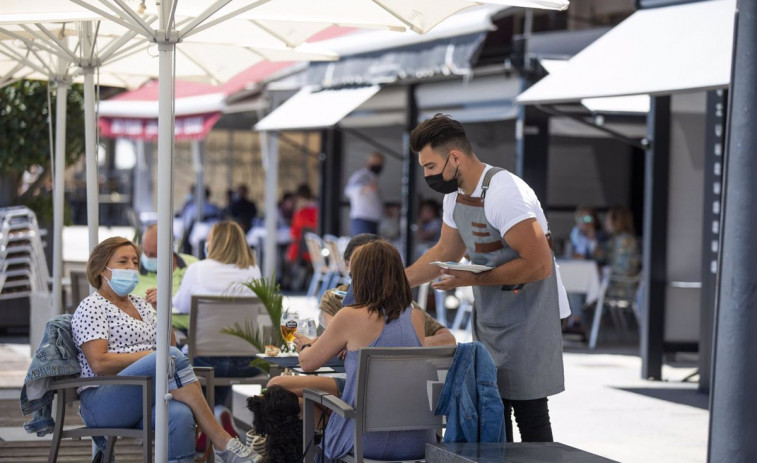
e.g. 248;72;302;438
70;237;258;463
133;224;197;304
405;114;567;444
344;152;385;235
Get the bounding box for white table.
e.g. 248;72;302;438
555;259;602;305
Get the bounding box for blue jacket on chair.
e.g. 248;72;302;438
20;314;81;436
434;341;505;443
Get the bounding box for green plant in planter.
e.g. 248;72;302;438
220;274;289;372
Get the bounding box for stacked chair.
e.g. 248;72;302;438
0;206;50;329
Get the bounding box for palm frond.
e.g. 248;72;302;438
221;273;286;348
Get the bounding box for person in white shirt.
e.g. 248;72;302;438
344;152;384;235
172;221;262;314
172;221;262;418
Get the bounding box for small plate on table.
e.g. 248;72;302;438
431;261;493;273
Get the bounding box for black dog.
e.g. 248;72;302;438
247;385;303;463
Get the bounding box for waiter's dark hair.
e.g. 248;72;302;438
410;113;472;155
348;240;412;323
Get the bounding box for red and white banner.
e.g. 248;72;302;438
99;112;222;141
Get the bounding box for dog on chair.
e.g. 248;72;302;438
247;386;303;462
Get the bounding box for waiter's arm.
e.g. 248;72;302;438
432;218;552;290
406;223;467;287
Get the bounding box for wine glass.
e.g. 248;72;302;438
280;312;299;353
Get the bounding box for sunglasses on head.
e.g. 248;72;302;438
576;215;594;224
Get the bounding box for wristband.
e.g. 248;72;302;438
300;343;312;351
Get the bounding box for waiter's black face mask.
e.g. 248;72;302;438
424;153;459;194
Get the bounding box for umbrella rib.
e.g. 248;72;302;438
32;23;79;63
99;33;146;64
175;46;220;85
176;0;232;38
1;26;65;60
371;0;420;33
71;0;153;39
251;20;296;48
179;0;272;40
0;42;56;77
97;15;155;62
111;0;158;37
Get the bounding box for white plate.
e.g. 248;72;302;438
255;352;298;358
431;261;493;274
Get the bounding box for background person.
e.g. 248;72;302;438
71;237;255;463
319;233;456;347
594;206;641;300
133;224;197;301
345;152;385;235
568;205;606;259
405;114;564;443
227;184;258;234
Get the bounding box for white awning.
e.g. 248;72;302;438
255;85;380;131
517;0;736;105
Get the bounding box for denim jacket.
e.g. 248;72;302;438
20;314;81;436
434;342;505;443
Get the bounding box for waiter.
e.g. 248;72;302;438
405;114;564;442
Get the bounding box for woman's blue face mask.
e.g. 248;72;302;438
104;267;139;296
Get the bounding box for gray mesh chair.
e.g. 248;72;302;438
302;346;457;463
187;294;271;388
47;367;216;463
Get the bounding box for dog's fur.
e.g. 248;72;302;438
247;386;303;463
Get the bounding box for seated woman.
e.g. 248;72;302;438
172;220;262;314
71;236;255;463
171;220;263;409
272;240;433;461
594;206;641;299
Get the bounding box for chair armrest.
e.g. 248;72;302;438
303;387;355;419
48;375;151;390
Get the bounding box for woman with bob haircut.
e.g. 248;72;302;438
172;220;261;314
295;240;432;461
71;236;256;463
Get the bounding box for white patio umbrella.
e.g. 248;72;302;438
6;1;569;459
0;10;338;321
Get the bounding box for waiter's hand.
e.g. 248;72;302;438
431;269;477;291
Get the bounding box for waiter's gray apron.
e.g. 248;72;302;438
453;167;564;400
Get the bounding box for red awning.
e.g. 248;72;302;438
99;112;222;141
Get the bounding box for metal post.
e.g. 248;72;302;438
51;79;68;315
708;1;757;460
698;90;727;393
192;140;205;256
401;85;418;265
81;22;99;256
155;38;175;463
319;129;341;236
263;131;279;278
515;105;549;203
640;96;670;380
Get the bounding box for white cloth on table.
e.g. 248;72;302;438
172;259;261;314
555;258;601;305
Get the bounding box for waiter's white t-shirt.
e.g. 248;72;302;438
441;165;571;319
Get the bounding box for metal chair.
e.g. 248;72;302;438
303;232;333;298
303;346;456;463
47;367;216;463
588;272;642;349
187;295;271;389
323;234;350;289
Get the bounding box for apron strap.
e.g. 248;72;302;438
480;167;504;199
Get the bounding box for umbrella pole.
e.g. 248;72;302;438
51;79;68;315
155;40;176;463
82;68;99;258
263;131;279;279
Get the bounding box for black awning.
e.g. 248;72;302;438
306;32;487;88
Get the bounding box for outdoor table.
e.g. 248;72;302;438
256;353;346;374
556;258;602;305
426;442;619;463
